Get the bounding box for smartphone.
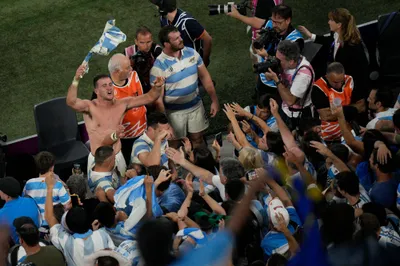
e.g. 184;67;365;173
215;132;223;147
246;170;257;181
71;194;80;207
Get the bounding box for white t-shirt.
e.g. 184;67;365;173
212;175;226;201
281;57;314;118
366;108;397;129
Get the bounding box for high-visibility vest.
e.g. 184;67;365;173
314;75;354;141
113;71;147;138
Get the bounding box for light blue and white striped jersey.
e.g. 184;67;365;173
106;221;136;246
366;108;396;129
379;226;400;248
259;20;303;86
50;225;115;266
261;206;302;256
150;47;203;111
131;132;169;168
88;171;115;193
23;177;70;226
115;240;140;266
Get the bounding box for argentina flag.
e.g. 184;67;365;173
114;175;163;231
83;19;126;71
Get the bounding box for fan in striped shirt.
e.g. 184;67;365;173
44;172;114;266
23;152;71;227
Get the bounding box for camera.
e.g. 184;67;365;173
131;51;151;72
253;28;280;50
208;0;248;16
253;56;282;74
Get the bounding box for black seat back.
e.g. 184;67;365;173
34;97;80;150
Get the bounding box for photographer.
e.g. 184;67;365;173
228;5;303;98
151;0;213;66
124;26;162;94
264;40;314;130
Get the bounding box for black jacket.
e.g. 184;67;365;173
315;33;370;97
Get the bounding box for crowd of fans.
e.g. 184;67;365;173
1;0;400;266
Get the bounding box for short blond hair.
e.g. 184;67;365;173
238;147;263;171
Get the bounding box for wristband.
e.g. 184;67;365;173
275;80;281;86
111;132;118;142
72;78;79;87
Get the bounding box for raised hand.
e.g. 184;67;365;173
298;25;312;39
226;5;240;18
44;171;56;188
154;76;165;87
181;137;192;153
155;169;172;187
223;103;237;121
230;102;247;117
240;120;251;134
155;129;169;142
376;142;392;164
283;146;301;166
74;64;87;80
212;139;221;152
310;141;333;157
166;147;186;165
269;98;279;116
275;213;289;232
226;131;237;144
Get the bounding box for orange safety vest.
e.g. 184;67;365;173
314;75;353;141
113;71;147;138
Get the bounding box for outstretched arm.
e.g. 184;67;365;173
166;147;215;184
223;104;252;148
44;172;59;228
66;65;92;113
122;77;165;110
227;6;266;29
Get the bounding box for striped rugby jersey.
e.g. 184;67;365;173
50;225;115;266
150;47;203;111
23;177;70;226
131;132;169;168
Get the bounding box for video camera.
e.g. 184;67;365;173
131;51;151;73
208;0;249;16
253;28;280;50
253;56;281;74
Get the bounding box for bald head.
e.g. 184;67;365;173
108;53;132;81
108;53;128;73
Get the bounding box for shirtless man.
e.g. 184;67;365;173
66;64;165;178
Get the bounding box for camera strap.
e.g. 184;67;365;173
288;62;315;121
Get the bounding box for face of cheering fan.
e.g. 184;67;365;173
95;77;114;101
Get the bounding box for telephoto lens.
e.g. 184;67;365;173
208;4;232;15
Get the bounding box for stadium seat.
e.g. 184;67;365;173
33;97;89;174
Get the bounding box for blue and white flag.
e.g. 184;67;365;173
177;228;208;246
83;19;126;72
114;175;163;231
